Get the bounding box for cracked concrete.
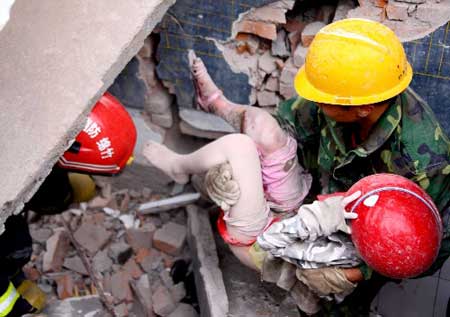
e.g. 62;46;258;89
0;0;175;232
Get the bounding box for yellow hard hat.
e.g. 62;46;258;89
294;18;413;106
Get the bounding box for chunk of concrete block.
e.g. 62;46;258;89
186;205;228;317
43;230;70;273
42;295;105;316
74;223;112;254
152;284;177;316
0;0;175;232
153;222;187;255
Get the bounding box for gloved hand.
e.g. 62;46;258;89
299;190;361;238
296;266;356;297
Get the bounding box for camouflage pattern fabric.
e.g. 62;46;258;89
275;87;450;277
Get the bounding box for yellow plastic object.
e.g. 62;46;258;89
126;155;134;166
17;280;46;313
68;173;97;203
294;18;413;106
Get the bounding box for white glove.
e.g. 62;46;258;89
301;191;361;237
260;190;362;245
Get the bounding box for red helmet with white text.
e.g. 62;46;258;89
58;93;137;175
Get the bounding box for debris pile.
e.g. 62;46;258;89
26;180;199;317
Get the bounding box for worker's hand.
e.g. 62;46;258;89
311;190;361;236
341;267;364;283
296;267;357;297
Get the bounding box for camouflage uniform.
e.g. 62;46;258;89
276;87;450;314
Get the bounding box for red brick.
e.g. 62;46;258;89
56;274;74;300
235;20;277;41
135;248;151;264
153;222;187;256
284;18;306;33
43;230;70;272
123;259;143;279
125;223;156;252
386;2;409;21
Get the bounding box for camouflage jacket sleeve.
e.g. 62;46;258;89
275;97;320;142
275;97;321;177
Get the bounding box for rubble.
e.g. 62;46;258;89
56;274;74;300
111;271;134;303
152;284;177;316
43;230;70;273
126;224;156;252
27;180;197;316
153;222;187;256
131;274;155;316
108;241;133;265
30;227;53;244
293;45;309;68
235;20;278;41
271;30;290;58
74;223;112;254
63;256;88;275
301;21;326;47
92;250;113;274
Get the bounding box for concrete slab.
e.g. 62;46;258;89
43;295;106;317
186;205;229;317
0;0;174;230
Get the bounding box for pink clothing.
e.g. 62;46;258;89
259;136;312;213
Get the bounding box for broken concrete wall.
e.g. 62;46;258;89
110;0;450;139
0;0;175;232
156;0;280;108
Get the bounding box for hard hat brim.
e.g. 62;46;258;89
294;62;413;106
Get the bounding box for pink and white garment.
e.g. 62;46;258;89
259;136;312;213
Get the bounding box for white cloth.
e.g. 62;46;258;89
257;196;362;269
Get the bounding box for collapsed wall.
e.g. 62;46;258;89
110;0;450;140
0;0;175;232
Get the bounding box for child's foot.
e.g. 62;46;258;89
188;50;223;112
143;141;189;184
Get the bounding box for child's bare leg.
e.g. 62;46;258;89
188;51;287;156
143;135;268;270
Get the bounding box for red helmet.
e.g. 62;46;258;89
345;174;442;279
58;92;137;175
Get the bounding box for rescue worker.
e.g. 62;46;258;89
0;93;136;316
145;18;450;315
